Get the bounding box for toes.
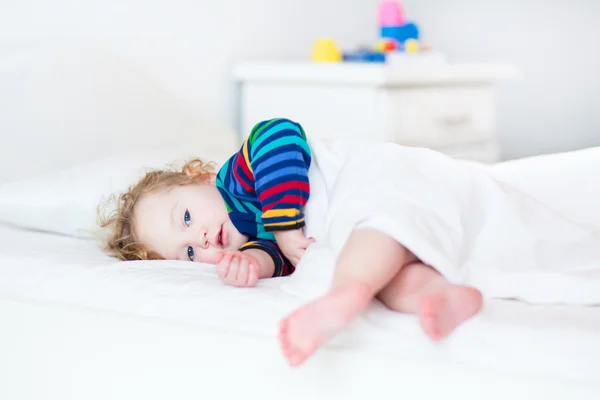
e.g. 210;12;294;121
278;317;313;367
429;326;443;341
278;319;295;358
420;313;440;341
279;318;290;341
419;287;483;342
285;344;313;367
419;295;447;341
288;351;306;367
278;319;290;348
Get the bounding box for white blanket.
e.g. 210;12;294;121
283;140;600;305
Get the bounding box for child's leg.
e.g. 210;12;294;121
377;262;482;341
279;228;415;366
278;228;483;366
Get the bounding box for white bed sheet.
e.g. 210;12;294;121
4;297;597;400
0;225;598;386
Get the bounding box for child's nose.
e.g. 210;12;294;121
193;229;209;249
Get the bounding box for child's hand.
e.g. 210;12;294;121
215;250;260;288
273;229;315;266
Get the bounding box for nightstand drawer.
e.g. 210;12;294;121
235;62;514;163
382;87;495;147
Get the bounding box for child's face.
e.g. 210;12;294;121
134;183;249;263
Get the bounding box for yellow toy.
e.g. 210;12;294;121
311;38;342;63
404;39;420;53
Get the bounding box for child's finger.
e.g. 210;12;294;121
225;255;241;285
236;258;249;286
217;250;239;261
216;253;233;279
247;264;259;287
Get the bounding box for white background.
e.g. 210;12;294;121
1;0;598;160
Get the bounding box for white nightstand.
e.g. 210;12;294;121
234;62;516;163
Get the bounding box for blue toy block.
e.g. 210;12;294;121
403;22;419;41
343;50;386;63
380;22;420;43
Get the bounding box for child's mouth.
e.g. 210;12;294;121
218;225;224;247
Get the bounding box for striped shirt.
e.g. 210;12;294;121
216;118;312;277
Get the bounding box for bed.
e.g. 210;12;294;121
1;43;599;400
1;221;599;400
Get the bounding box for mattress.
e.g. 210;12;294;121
0;224;599;390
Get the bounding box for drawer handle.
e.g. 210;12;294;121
437;115;472;127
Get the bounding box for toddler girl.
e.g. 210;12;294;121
100;118;483;367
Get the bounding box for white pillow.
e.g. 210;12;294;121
0;146;233;239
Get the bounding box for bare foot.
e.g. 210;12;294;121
279;284;372;366
419;285;483;341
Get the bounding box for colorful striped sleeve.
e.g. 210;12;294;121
239;240;295;277
246;118;312;232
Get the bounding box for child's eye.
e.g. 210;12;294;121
184;210;191;226
187;246;195;261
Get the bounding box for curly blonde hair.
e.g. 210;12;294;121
97;158;216;261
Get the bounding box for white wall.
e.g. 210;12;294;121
403;0;600;159
0;0;378;129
